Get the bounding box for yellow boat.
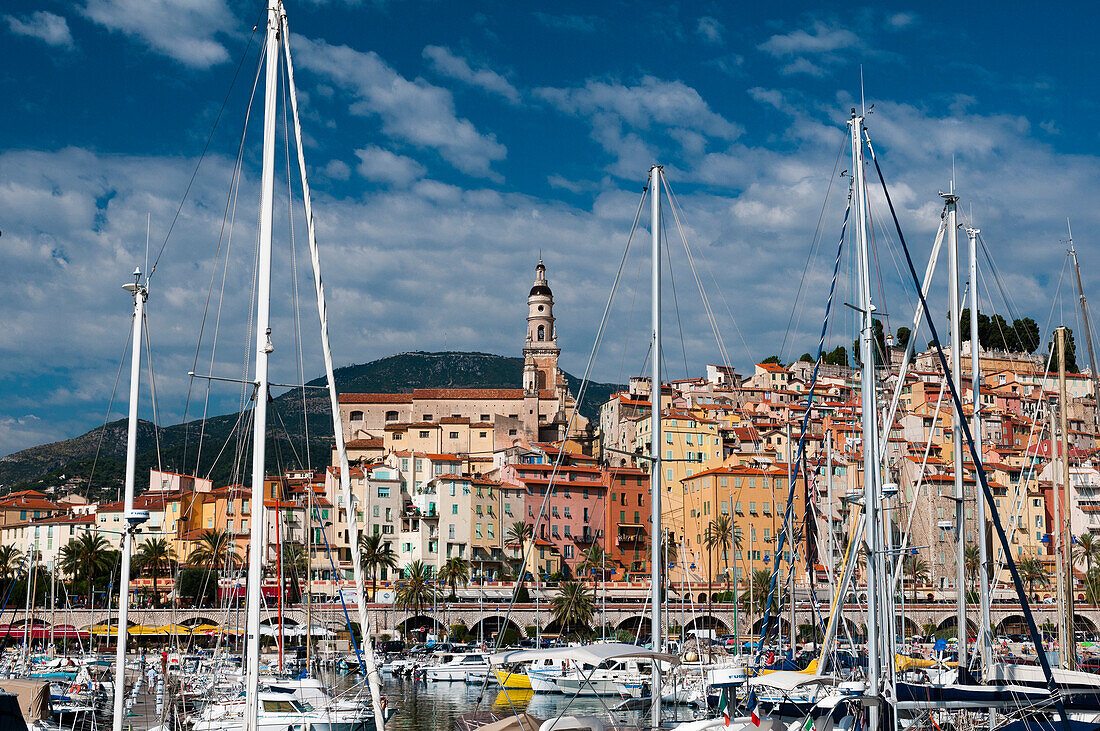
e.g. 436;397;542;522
493;667;532;690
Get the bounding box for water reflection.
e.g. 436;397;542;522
378;678;652;731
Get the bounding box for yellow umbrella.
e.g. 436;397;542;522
128;625;167;636
189;623;226;635
89;624;117;636
155;624;193;635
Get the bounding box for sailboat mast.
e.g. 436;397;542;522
278;10;386;722
850;112;881;723
1057;326;1077;669
111;269;146;731
967;225;992;672
1068;228;1100;434
943;189;966;671
243;2;281;730
649;164;663;727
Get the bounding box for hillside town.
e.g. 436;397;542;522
6;259;1096;612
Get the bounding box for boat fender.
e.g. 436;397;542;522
381;696;388;710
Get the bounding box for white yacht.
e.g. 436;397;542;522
423;652;491;682
188;690;381;731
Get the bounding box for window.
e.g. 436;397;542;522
563;506;571;518
423;414;433;421
227;519;234;533
475;523;482;539
665;433;673;444
537;325;545;341
419;431;430;438
350;410;364;421
749;502;757;514
241;519;248;532
551;525;559;537
449;525;456;539
721;500;729;514
378;486;390;498
509;429;518;436
373;505;380;517
564;525;571;537
385;410;399;421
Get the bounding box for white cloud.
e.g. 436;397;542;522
355;146;426;186
423;46;520;104
4;11;73;48
695;16;724;44
292;35;506;179
537;76;741;176
759;21;859;57
324;159;351;180
887;12;917;29
82;0;233;68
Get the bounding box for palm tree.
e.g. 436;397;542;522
1018;556;1051;601
395;560;438;615
1074;533;1100;603
706;515;735;594
550;581;595;637
576;545;609;581
438;556;470;600
187;529;239;573
964;544;981;584
60;533;113;607
739;568;774;617
281;543;308;603
506;521;533;599
902;555;930;604
359;534;398;600
0;546;23;594
134;538;175;608
1086;567;1100;606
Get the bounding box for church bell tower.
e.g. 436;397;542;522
523;259;560;395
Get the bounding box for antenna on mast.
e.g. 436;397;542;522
1068;217;1075;252
860;65;866;116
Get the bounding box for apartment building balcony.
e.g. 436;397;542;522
616;524;646;546
572;531;595;545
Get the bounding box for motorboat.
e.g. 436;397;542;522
423;652;491;682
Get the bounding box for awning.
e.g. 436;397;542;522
128;625;167;636
490;642;679;667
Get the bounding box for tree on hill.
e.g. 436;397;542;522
896;327;911;349
761;355;784;366
1048;327;1080;373
798;353;813;362
824;345;849;367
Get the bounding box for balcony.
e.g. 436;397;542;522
572;531;595;545
616;524;646;546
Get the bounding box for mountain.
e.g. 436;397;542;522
0;352;620;498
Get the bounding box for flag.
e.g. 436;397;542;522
717;688;730;727
747;689;761;727
802;715;816;731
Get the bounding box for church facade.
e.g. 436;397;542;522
338;260;591;451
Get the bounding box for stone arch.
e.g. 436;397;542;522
398;615;443;639
995;615;1028;636
697;593;707;603
684;615;730;636
935;616;978;638
614;616;651;639
1074;615;1098;636
899;616;922;639
179;616;219;627
750;616;790;637
469;615;523;642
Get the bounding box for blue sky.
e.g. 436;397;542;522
2;0;1099;457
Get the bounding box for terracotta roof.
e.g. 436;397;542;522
439;416;471;424
346;438;383;449
340;393;413;404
